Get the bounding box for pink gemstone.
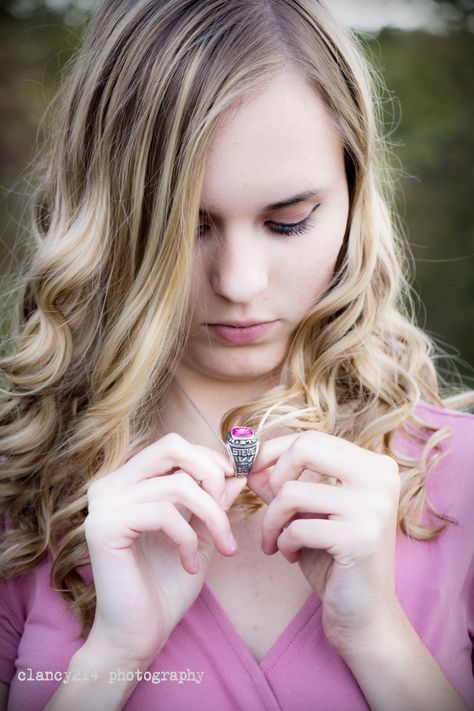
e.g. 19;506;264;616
231;426;254;438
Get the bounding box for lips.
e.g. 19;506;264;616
206;321;276;344
209;320;270;328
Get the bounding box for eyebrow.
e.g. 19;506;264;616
199;189;323;216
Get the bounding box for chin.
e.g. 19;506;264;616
193;345;286;381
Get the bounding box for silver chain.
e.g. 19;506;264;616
174;379;226;450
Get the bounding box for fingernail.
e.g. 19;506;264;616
261;538;273;555
227;532;238;552
192;552;200;572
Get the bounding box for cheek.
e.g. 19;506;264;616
283;234;343;296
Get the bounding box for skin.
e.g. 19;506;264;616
163;68;350;421
156;65;403;656
52;69;466;711
157;71;468;709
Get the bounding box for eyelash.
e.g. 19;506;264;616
198;204;320;240
267;217;313;236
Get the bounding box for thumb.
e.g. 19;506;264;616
188;478;246;563
221;475;248;510
246;465;275;504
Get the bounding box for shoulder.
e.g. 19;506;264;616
414;398;474;426
395;398;474;457
0;508;50;613
413;399;474;465
0;552;47;617
398;399;474;531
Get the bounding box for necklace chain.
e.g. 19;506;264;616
174;379;226;450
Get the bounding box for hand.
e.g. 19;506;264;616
247;431;402;655
83;432;247;667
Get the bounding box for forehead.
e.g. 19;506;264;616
200;70;344;216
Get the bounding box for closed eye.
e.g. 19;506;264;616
266;203;320;237
197;203;320;240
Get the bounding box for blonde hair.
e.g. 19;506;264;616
1;0;473;639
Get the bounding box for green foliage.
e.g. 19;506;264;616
365;28;474;385
0;11;472;387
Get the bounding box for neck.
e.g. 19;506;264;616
152;363;280;449
175;362;280;409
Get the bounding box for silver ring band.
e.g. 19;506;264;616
224;427;259;476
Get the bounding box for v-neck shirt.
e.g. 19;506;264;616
1;400;473;710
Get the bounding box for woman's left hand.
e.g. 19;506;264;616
247;431;403;656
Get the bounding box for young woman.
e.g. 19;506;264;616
0;1;473;710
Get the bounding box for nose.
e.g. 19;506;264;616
208;227;269;303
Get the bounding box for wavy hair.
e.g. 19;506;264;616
1;0;473;639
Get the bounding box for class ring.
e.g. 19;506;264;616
224;427;259;477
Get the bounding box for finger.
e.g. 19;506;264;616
92;471;239;556
246;465;276;505
257;432;373;496
194;444;235;479
86;501;201;574
124;433;237;487
90;433;233;503
251;434;298;474
253;431;370;474
190;446;235;504
276;517;348;562
220;475;248;510
261;481;356;554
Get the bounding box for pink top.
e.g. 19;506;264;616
1;399;473;710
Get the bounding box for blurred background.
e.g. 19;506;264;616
0;0;473;389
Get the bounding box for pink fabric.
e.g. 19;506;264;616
1;400;473;710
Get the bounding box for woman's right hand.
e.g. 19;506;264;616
83;432;247;668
